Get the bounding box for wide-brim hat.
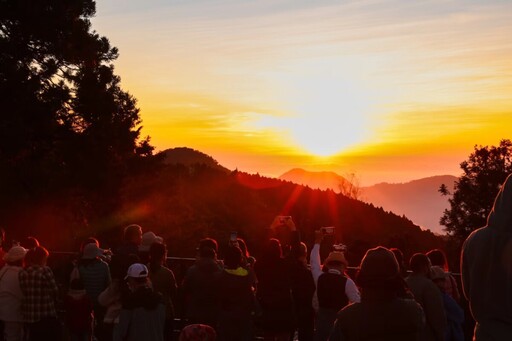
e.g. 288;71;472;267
3;246;27;262
325;251;348;266
82;243;105;259
139;231;163;252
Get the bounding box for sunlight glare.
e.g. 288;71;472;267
273;74;373;157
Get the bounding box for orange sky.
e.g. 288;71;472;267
93;0;512;185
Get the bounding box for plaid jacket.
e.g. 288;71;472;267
19;265;59;323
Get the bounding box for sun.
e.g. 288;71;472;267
284;75;372;156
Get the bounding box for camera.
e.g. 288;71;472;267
320;226;335;235
333;244;347;252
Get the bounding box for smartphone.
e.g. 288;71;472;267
333;244;347;252
320;226;335;235
230;231;238;242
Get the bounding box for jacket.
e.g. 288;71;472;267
462;174;512;340
115;286;165;341
406;274;447;341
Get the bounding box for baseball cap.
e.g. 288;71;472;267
125;263;149;280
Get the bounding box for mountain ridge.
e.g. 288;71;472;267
279;168;457;234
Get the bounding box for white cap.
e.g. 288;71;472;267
125;263;149;280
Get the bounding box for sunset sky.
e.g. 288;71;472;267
92;0;512;185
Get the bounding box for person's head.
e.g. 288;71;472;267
27;246;49;266
125;263;149;291
357;246;403;293
149;241;167;265
409;253;431;276
80;237;99;252
3;245;27;267
430;265;447;292
199;238;218;254
291;242;308;263
263;238;282;261
224;245;243;269
198;246;216;260
20;236;40;250
324;251;348;272
123;224;143;245
140;232;164;252
426;249;448;271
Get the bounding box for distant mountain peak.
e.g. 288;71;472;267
279;168;457;234
158;147;229;172
279;168;348;191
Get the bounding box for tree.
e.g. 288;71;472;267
440;139;512;240
0;1;153;233
338;172;362;200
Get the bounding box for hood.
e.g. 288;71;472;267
486;174;512;234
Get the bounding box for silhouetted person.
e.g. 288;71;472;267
390;247;408;278
116;263;165;341
19;246;61;341
461;173;512;340
430;266;464;341
254;238;294;341
216;245;255;341
182;241;222;328
78;242;111;341
116;224;143;257
0;245;27;341
426;249;460;302
287;241;315;341
311;231;360;341
330;246;424;341
148;242;177;341
139;231;163;264
406;253;447;341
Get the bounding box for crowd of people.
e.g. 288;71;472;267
0;173;511;341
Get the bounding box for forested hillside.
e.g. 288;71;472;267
114;149;442;264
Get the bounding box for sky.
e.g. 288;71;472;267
92;0;512;185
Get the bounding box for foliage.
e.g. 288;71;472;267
440;139;512;241
115;160;443;263
338;172;362;200
0;0;154;235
